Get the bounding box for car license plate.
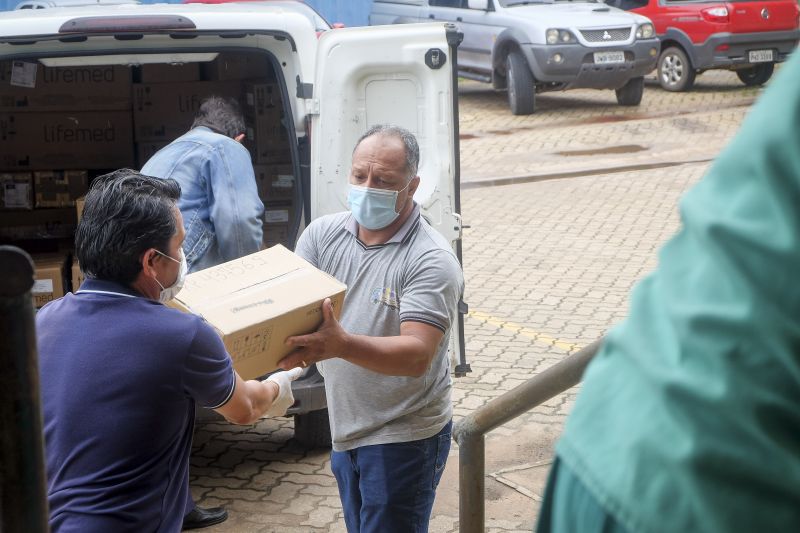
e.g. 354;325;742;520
594;51;625;65
748;49;773;63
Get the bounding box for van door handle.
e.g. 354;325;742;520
456;17;463;21
429;14;435;19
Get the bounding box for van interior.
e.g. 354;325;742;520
0;50;299;307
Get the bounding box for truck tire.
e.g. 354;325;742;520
658;46;695;92
506;50;535;115
615;76;644;106
294;409;332;449
737;63;774;87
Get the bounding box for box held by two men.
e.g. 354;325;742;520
168;245;347;380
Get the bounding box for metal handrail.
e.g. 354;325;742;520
453;338;603;532
0;246;50;532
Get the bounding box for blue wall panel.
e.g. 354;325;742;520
0;0;373;27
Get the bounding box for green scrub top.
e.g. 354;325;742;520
557;56;800;533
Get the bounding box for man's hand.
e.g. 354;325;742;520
262;367;304;417
279;298;347;371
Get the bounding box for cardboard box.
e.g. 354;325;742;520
0;60;132;111
263;223;289;247
71;259;85;292
140;63;200;83
136;141;170;166
0;111;134;170
203;52;271;81
254;164;294;201
244;120;292;164
0;172;33;209
32;253;67;308
263;203;294;225
0;207;76;240
76;195;86;223
132;80;243;141
169;245;347;379
34;170;88;208
243;82;291;163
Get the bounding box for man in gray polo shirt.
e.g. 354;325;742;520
279;124;464;532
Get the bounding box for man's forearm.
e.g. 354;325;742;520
337;333;433;377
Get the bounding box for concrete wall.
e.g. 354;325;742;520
0;0;373;27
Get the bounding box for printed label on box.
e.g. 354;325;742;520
4;182;30;208
33;279;53;293
273;175;294;189
10;61;37;88
264;209;289;224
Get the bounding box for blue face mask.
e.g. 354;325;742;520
348;181;411;230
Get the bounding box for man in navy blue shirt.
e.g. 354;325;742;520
36;169;301;533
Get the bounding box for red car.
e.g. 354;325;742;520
607;0;799;91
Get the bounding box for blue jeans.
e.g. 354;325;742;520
331;420;452;533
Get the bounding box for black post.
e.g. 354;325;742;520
0;246;50;532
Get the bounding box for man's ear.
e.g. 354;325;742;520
140;248;159;279
408;175;421;197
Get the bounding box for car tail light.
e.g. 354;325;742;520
715;44;730;52
701;6;729;23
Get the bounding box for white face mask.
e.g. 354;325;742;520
154;248;187;303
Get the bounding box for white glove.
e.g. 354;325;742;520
263;367;304;417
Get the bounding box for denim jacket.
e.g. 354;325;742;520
142;127;264;272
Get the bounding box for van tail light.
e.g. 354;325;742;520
701;6;729;23
59;15;196;33
715;43;730;52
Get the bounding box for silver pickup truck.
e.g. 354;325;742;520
371;0;660;115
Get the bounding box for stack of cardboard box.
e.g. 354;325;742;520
242;81;295;248
0;60;134;171
1;53;298;307
0;60;134;306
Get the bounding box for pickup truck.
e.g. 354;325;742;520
371;0;661;115
605;0;800;91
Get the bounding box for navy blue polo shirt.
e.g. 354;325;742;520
36;278;235;533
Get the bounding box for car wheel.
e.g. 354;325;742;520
506;50;535;115
294;408;332;449
658;47;695;92
615;76;644;106
736;63;774;86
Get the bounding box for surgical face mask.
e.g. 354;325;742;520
154;248;187;303
347;180;412;231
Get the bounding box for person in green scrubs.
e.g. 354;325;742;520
536;55;800;533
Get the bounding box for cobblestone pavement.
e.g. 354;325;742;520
188;70;763;532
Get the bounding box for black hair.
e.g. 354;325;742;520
355;124;420;180
75;168;181;284
191;96;246;139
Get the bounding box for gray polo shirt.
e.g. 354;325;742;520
295;204;464;451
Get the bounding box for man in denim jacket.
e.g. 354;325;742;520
142;96;264;273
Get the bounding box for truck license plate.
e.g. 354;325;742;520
594;51;625;64
748;50;773;63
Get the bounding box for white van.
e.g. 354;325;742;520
0;3;467;447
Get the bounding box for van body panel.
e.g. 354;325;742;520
310;23;459;239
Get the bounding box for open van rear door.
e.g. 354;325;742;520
310;22;470;376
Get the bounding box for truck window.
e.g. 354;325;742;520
430;0;466;7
